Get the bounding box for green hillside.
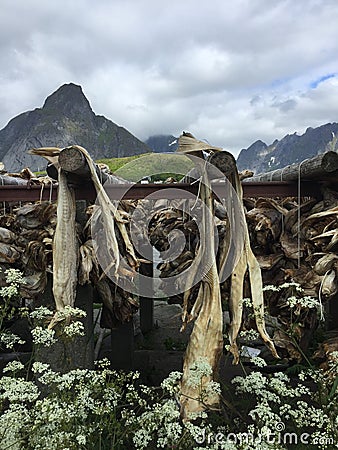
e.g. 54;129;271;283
97;153;194;182
97;153;150;173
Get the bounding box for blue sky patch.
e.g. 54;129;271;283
310;73;336;88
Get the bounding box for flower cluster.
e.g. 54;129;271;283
286;294;320;310
31;326;56;347
186;357;213;389
29;306;54;321
29;305;87;347
0;331;25;350
0;358;337;450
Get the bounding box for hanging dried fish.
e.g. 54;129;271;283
179;141;223;419
209;150;278;363
69;145;139;277
78;239;98;285
52;168;78;310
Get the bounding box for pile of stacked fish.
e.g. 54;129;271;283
0;201;56;297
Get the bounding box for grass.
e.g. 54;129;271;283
96;153;151;174
98;152;194;182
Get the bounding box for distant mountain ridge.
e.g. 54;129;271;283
237;123;338;174
145;134;178;153
0;83;151;171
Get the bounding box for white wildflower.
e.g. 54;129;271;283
286;295;320;309
76;434;86;445
3;360;25;373
262;284;280;292
250;356;267;367
242;297;253;307
31;361;51;374
0;377;39;402
30;306;54;320
3;268;23;285
279;281;303;292
204;380;221;397
133;428;152;449
0;284;19;298
161;371;182;394
95;357;111;369
186;357;213;388
31;326;56;347
232;371;267;393
239;329;260;342
55;306;86;320
0;331;25;349
62;321;85;338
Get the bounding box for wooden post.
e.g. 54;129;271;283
34;277;94;372
110;321;134;370
139;244;154;334
57;146;128;185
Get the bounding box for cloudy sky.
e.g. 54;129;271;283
1;0;338;157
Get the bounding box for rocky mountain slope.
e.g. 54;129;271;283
0;83;151;171
145;134;178;153
237;123;338;174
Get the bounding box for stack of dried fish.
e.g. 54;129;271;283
244;196;338;297
0;201;56;297
0;165;54;186
236;191;338;360
148;206;199;303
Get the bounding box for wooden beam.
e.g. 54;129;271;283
0;180;323;202
245;151;338;182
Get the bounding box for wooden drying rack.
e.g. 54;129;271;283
0;179;324;202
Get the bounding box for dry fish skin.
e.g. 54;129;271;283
216;151;278;362
15;202;56;229
52;168;78;311
228;250;246;364
314;253;338;275
0;242;21;263
320;269;338;298
20;271;47;298
0;227;17;244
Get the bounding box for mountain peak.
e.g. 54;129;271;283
42;83;92;117
237;122;338;173
0;83;151;171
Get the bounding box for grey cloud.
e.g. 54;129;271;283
272;99;297;113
